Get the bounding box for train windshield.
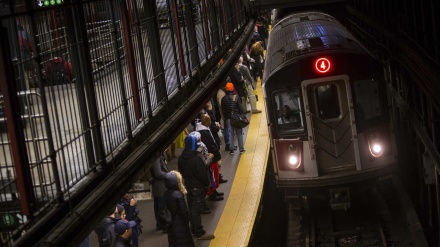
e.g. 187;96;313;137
353;79;382;121
316;84;341;120
274;89;304;133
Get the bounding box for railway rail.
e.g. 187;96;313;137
286;176;429;247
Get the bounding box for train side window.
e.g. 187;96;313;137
353;79;382;120
273;89;304;133
316;84;340;120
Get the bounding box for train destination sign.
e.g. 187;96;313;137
315;57;331;73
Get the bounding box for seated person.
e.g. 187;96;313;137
278;105;298;125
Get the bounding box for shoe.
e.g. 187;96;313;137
229;150;234;155
215;191;224;196
219;177;228;183
244;110;251;113
240;149;246;154
208;195;224;201
196;233;215;240
252;109;262;114
225;145;237;151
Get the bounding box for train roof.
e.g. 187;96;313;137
265;11;365;78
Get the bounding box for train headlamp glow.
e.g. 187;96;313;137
368;134;384;157
289;155;299;169
288;144;301;169
274;139;304;171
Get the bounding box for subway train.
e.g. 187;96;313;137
262;11;398;209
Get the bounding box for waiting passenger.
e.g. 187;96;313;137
238;55;261;114
113;220;136;247
221;82;246;154
94;205;118;247
177;135;215;240
150;152;170;233
164;170;195;247
119;194;141;247
197;113;224;201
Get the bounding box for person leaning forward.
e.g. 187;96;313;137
177;135;215;240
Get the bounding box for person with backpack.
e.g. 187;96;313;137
94;205;119;247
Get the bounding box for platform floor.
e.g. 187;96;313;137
88;80;269;247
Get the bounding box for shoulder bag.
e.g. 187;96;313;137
230;95;250;129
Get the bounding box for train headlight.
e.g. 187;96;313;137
288;155;299;167
287;144;302;169
368;134;384;157
274;139;303;171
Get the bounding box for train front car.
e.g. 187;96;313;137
263;11;397;209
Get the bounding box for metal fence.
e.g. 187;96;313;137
0;0;248;245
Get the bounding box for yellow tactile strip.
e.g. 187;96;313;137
210;81;270;247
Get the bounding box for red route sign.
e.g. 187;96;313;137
315;57;331;73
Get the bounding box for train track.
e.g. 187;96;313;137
286;176;429;247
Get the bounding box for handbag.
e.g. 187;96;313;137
230;112;249;128
230;95;250;129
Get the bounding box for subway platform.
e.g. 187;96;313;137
89;81;269;247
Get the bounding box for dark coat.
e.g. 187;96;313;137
228;67;246;97
250;49;265;73
164;173;195;247
221;91;246;120
177;138;210;189
198;127;221;162
94;216;117;247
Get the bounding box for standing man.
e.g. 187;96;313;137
177;135;215;240
221;82;246;154
151;152;169;232
238;55;261;114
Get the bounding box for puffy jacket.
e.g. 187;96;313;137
221;91;246;120
164;172;194;247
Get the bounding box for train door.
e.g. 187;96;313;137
302;75;360;174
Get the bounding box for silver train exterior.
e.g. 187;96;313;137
262;11;398;205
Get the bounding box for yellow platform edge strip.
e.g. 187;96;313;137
210;80;270;247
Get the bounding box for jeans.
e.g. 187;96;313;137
187;187;207;236
227;119;244;151
223;119;230;146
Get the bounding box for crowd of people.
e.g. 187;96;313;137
90;13;271;247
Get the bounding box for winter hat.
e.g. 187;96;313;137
184;135;197;151
225;82;234;91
